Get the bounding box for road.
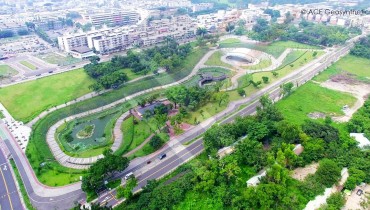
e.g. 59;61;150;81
94;34;366;207
0;34;365;209
0;146;24;210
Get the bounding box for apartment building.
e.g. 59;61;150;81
84;10;140;27
58;15;196;56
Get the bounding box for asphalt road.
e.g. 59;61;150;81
0;147;24;210
3;138;86;210
0;34;364;209
94;37;359;207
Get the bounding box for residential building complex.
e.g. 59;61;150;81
58;15;196;55
82;10;140;27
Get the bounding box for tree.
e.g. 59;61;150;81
149;134;163;150
82;150;129;194
89;55;100;64
313;51;318;57
262;76;269;84
225;23;235;33
281;82;294;96
272;71;279;77
302;120;339;143
235;138;266;170
315;159;341;187
237;89;246;97
123;178;137;199
277;121;302;144
196;27;207;37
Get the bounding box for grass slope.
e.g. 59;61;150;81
313;55;370;82
0;68;94;122
276;82;357;124
26;47;208;186
204;51;234;69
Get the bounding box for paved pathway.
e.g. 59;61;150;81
44;49;217;169
47;111;130;169
27;72;157;128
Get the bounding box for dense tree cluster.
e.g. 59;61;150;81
165;85;212;110
350;35;370;59
84;38;193;91
250;17;360;46
117;94;370;210
348;98;370;138
82;150;129;194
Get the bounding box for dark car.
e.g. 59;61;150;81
35;74;41;77
48;71;53;73
71;65;76;68
158;153;166;160
146;160;152;164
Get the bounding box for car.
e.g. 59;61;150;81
71;65;76;68
158;153;166;160
146;160;152;164
35;74;41;77
48;71;53;73
124;172;134;180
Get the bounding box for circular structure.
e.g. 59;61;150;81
226;53;255;64
221;48;265;67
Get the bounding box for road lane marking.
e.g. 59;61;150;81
138;142;203;185
0;163;14;210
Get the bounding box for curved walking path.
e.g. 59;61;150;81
27;72;159;128
45;49;218;169
46;111;130;169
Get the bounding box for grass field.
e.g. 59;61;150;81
219;39;320;58
243;58;272;70
129;132;170;158
0;65;18;77
313;55;370;82
204;51;234;69
20;60;37;70
26;47;209;186
276;82;357;124
0;68;94;122
116;116;157;156
37;53;81;66
229;50;324;101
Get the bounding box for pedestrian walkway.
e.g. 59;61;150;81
43;49;217;169
47;111;130;170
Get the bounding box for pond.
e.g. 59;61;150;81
58;112;118;153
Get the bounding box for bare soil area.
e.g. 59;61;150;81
343;184;370;210
320;74;370;122
291;162;319;181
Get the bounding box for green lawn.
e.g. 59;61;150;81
0;68;94;122
37;53;81;66
115;116;156;156
0;65;18;77
129;132;170;158
219;40;320;58
229;50;324;101
219;38;241;45
276;82;357;125
184;91;230;125
20;60;37;70
204;51;234;69
243;58;272;70
313;55;370;82
26;47;209;186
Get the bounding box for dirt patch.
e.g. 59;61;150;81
291;163;319;181
307;112;326;119
320;80;370;122
330;73;360;85
343;184;370;210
